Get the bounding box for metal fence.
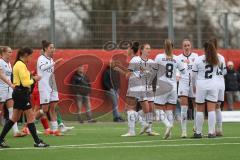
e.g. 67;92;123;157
0;0;240;49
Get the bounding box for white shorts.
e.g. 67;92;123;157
154;88;177;105
195;81;218;104
0;87;13;103
39;90;59;105
178;79;195;98
218;88;225;102
138;89;154;102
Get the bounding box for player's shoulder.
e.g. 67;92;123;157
217;53;225;60
193;55;204;63
148;58;155;63
0;59;5;65
177;53;183;58
155;53;165;59
173;54;180;61
37;54;45;61
129;55;140;62
191;52;199;57
197;55;205;59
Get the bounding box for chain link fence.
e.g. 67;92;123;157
0;0;240;49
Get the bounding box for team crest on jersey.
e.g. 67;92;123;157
45;99;48;103
184;59;190;64
192;58;195;62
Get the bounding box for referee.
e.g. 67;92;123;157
0;47;49;148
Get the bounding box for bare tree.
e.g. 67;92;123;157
0;0;43;47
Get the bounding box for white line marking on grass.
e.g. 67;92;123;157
1;142;240;151
54;142;240;149
1;136;240;151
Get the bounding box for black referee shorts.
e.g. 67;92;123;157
12;87;32;111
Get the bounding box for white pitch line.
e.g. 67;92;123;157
1;142;240;151
53;142;240;149
1;136;240;151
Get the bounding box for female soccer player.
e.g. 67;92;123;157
211;38;226;136
136;44;159;136
37;40;63;136
0;46;27;137
192;40;221;138
177;39;198;138
0;47;48;148
113;42;141;136
154;39;185;139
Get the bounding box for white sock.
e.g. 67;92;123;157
181;106;188;133
208;111;216;135
138;110;147;128
166;110;174;126
146;112;153;132
216;108;222;133
59;122;64;127
157;109;171;128
193;108;197;130
155;109;160;121
127;110;136;134
50;121;58;131
8;108;19;134
146;112;153;124
196;112;204;134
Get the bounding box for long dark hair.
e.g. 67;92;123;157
204;40;219;66
209;38;218;49
42;40;52;52
14;47;33;64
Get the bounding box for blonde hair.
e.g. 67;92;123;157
0;46;9;56
164;39;173;58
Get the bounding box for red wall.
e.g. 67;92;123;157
11;49;240;114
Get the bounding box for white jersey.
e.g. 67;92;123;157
127;56;155;100
192;55;221;82
37;55;56;92
217;53;227;77
0;59;12;89
216;53;226;101
177;52;198;82
154;53;185;88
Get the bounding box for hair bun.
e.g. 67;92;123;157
132;41;140;48
42;40;47;45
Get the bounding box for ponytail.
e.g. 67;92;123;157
204;41;219;66
130;41;140;55
164;39;173;58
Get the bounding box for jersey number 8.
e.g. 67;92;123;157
166;63;173;78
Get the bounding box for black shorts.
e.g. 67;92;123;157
12;87;32;111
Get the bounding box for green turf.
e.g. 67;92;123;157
0;121;240;160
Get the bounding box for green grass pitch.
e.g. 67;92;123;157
0;121;240;160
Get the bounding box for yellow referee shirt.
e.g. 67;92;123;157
13;60;34;88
